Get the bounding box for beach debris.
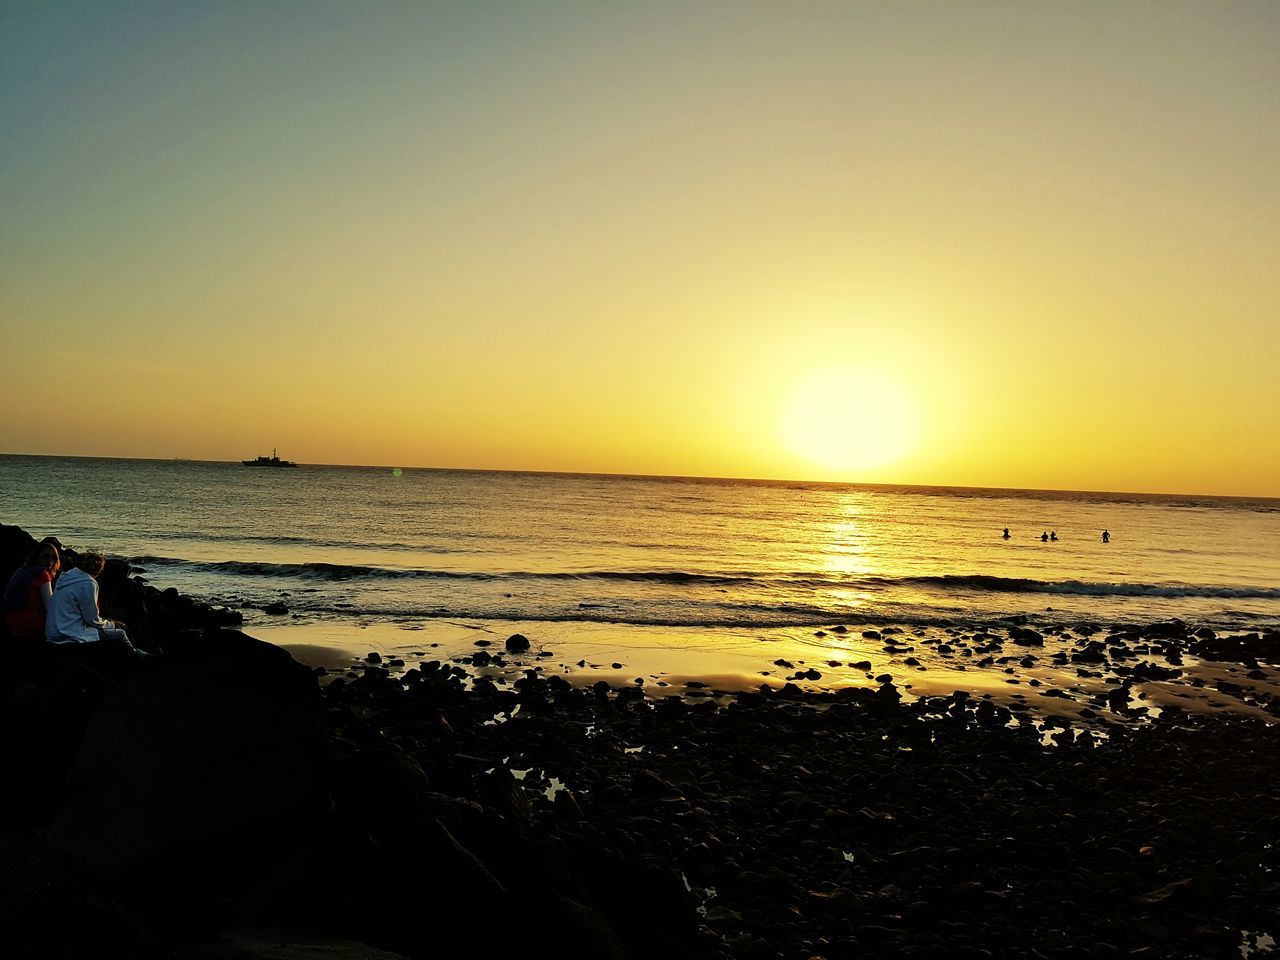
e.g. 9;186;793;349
1009;626;1044;646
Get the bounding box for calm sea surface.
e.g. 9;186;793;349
2;455;1278;634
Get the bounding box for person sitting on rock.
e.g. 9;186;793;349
45;552;147;657
1;542;61;653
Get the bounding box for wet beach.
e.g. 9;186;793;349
251;610;1280;731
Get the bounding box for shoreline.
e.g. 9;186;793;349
248;614;1280;727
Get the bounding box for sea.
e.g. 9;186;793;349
2;455;1278;646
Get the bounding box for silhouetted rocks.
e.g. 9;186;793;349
1191;629;1279;665
1009;626;1044;646
49;631;325;904
1;524;1278;958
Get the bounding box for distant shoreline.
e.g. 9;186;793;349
3;450;1277;503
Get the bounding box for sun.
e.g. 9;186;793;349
780;367;920;476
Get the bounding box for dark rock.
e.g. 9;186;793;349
182;930;412;958
1009;627;1043;646
49;631;325;914
1073;641;1109;664
505;634;531;653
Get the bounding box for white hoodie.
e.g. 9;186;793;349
46;567;113;643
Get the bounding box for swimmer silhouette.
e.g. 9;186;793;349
1102;529;1110;543
1050;531;1058;542
1002;528;1010;539
1041;532;1049;542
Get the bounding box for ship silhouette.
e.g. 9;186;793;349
242;448;298;468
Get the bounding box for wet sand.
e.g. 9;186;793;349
253;615;1280;727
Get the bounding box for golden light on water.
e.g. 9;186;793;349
781;369;920;478
816;497;878;613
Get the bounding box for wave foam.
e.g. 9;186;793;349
131;556;1280;600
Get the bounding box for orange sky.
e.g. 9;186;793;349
2;3;1278;496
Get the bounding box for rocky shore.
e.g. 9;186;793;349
1;524;1277;959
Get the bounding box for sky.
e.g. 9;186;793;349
2;1;1278;496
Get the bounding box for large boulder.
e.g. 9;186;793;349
183;929;412;959
0;524;39;647
48;630;325;905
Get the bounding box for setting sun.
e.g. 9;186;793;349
781;368;920;477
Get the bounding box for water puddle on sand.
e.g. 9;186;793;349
251;616;1277;729
1240;930;1276;957
480;758;569;803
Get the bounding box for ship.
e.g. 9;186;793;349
242;448;298;468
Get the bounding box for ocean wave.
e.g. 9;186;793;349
131;556;759;586
247;601;916;630
130;555;1280;600
895;574;1280;599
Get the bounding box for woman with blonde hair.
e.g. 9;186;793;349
1;542;61;649
45;551;147;657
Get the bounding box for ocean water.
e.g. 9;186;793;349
2;455;1278;638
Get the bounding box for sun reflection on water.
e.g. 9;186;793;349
823;589;872;613
817;496;879;581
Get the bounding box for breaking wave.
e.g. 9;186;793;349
131;556;1280;599
896;574;1280;599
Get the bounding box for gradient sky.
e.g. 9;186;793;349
2;2;1278;496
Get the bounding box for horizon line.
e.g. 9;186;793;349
3;450;1277;503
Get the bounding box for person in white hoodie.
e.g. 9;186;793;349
46;552;146;656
